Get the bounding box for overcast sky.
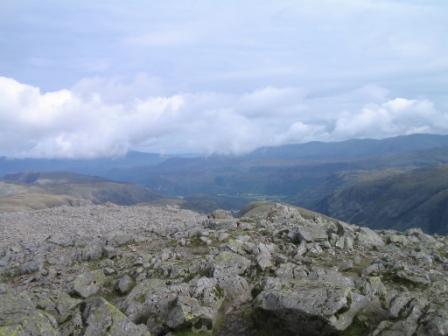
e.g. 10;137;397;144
0;0;447;158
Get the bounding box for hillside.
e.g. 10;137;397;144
248;133;448;161
104;137;448;225
105;135;448;197
0;172;162;212
313;165;448;234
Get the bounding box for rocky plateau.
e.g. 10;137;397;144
0;202;447;335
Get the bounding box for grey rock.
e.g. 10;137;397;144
83;297;151;336
217;232;230;242
356;227;385;248
359;276;387;301
103;267;115;275
122;277;221;332
103;245;118;258
165;295;213;330
74;243;104;262
72;270;106;298
294;240;308;258
395;266;431;286
215;274;251;303
416;303;448;336
204;210;236;230
387;234;408;245
255;243;274;271
19;260;42;275
388;292;412;319
213;251;251;276
1;202;447;336
210;209;233;220
255;279;366;334
116;274;135;295
373;299;425;336
339;260;354;271
0;290;59;335
108;233;135;247
288;224;328;243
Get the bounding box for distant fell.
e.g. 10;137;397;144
0;171;162;212
248;133;448;161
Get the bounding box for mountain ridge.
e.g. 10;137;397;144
3;134;448;234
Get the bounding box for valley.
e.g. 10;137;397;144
2;134;448;234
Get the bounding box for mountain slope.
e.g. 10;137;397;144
315;164;448;234
0;172;162;211
248;133;448;161
0;151;166;178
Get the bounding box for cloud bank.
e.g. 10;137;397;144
0;1;447;158
1;76;447;158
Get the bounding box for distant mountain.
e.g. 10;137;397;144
248;133;448;161
105;135;448;206
313;165;448;234
0;151;167;178
3;134;448;233
3;134;448;179
0;172;162;212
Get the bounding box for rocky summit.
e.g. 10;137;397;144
0;202;447;336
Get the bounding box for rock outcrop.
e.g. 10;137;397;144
1;202;447;335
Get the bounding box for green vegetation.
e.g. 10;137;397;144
0;172;161;212
316;165;448;234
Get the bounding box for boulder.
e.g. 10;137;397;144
0;290;59;336
213;251;251;276
72;270;106;298
288;224;328;243
122;278;222;333
254;279;368;335
255;243;274;271
415;303;448;336
215;274;251;304
83;297;151;336
116;275;135;295
204;210;236;230
165;295;214;330
356;227;384;248
74;243;104;262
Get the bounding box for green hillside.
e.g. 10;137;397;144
0;172;162;212
314;165;448;234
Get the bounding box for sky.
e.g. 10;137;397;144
0;0;447;158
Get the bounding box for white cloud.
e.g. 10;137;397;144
0;76;447;158
333;98;448;139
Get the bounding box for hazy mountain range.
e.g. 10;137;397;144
0;172;161;212
2;133;448;233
